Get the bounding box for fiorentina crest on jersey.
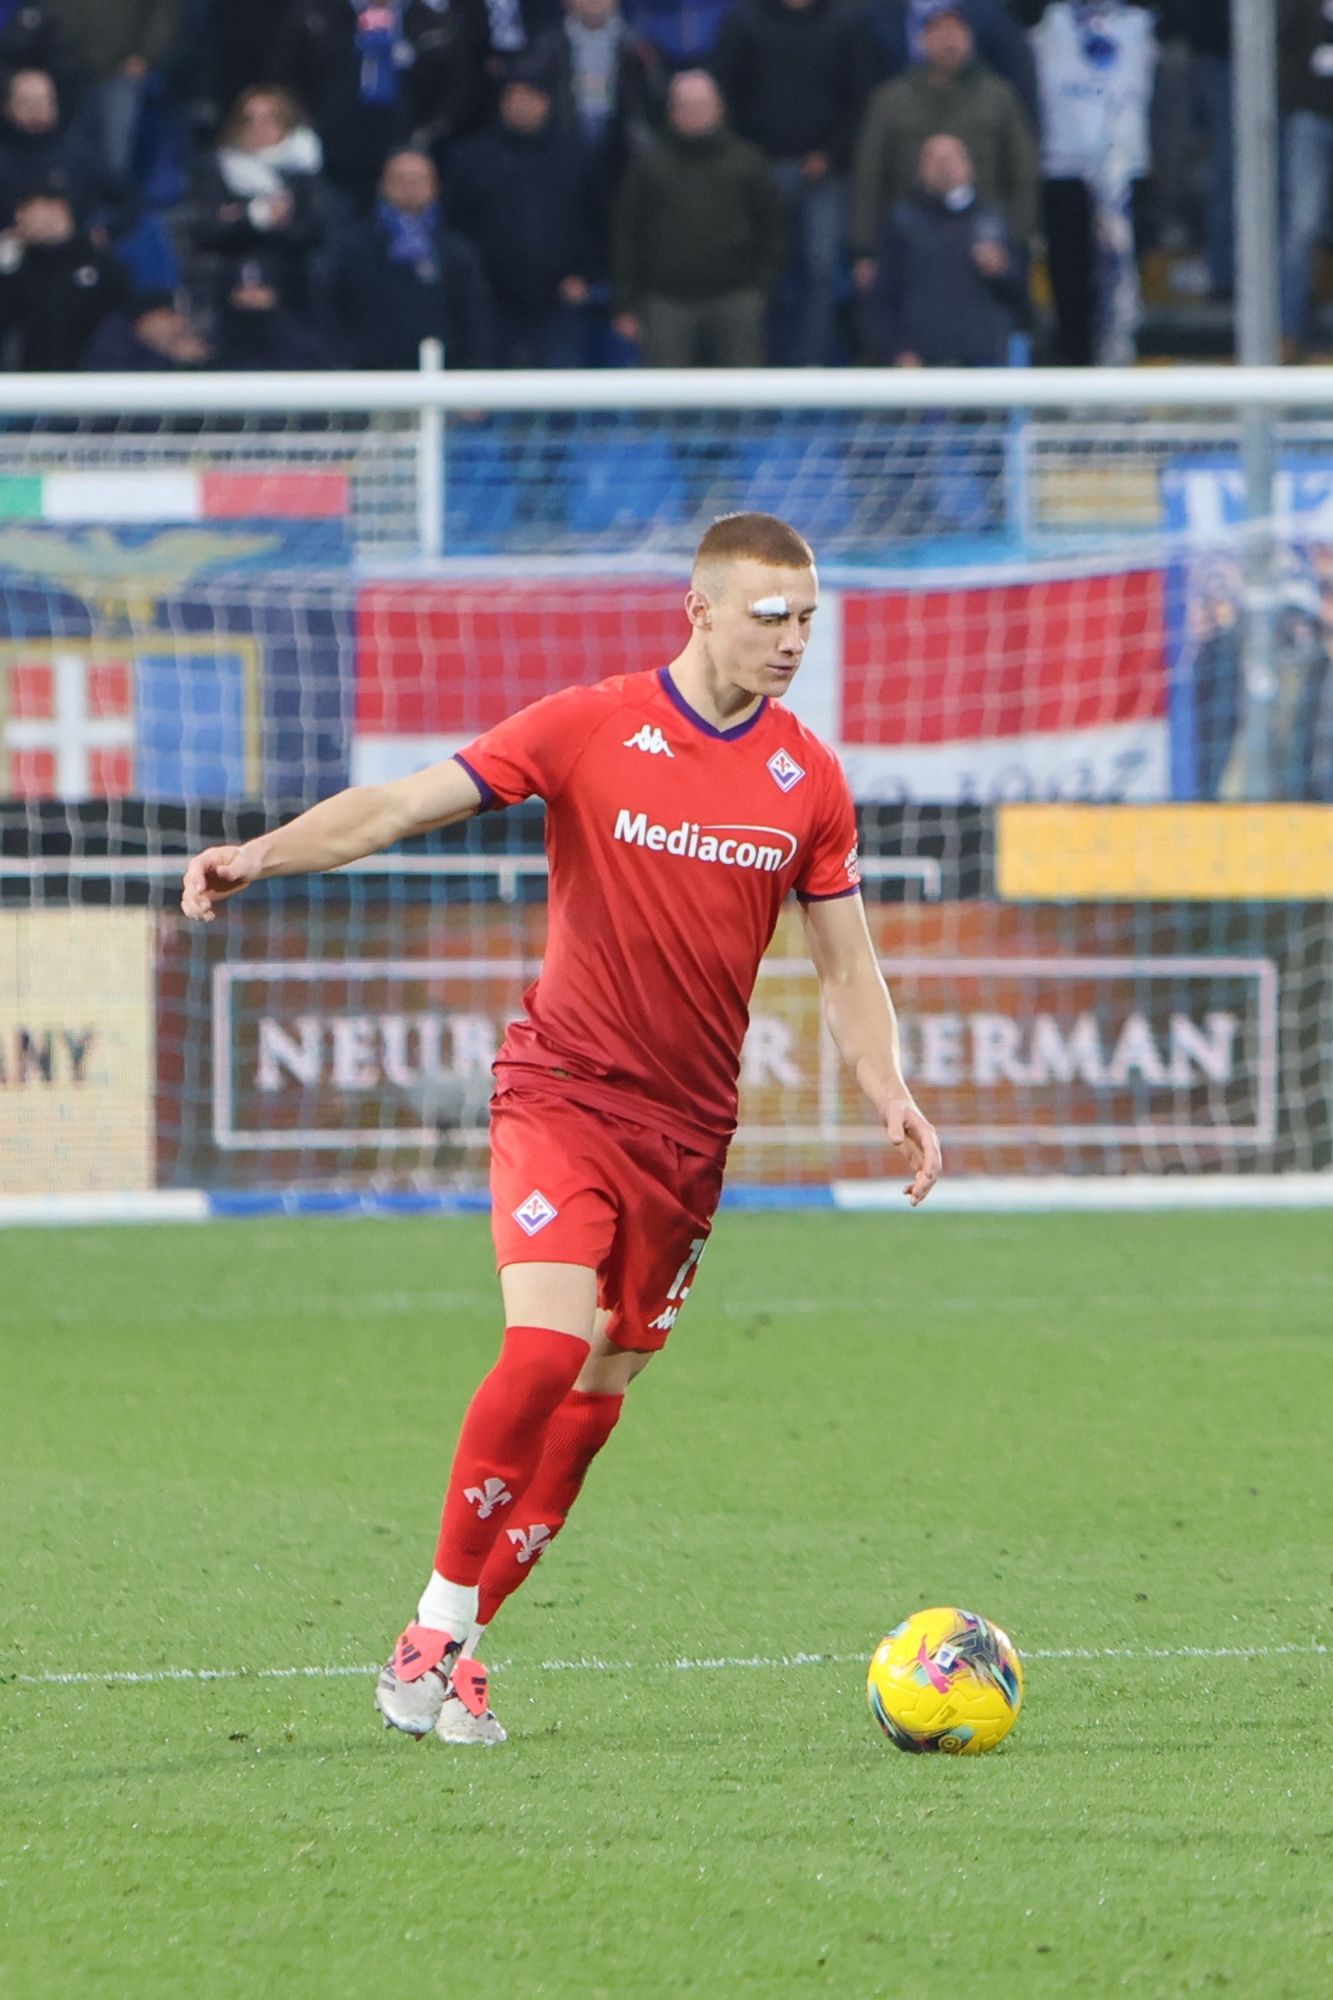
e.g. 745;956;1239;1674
513;1189;558;1236
767;747;805;792
624;724;674;757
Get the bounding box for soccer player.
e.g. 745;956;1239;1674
182;512;941;1746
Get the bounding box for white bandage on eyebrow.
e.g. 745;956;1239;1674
750;596;791;616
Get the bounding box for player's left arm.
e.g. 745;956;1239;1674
800;892;942;1206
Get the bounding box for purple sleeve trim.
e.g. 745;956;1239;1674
797;883;862;904
452;753;498;812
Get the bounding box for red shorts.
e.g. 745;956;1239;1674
488;1087;728;1352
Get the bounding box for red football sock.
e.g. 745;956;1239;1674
476;1387;624;1626
434;1325;590;1586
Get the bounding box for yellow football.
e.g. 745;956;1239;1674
867;1606;1023;1755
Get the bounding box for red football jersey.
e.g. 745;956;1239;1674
457;666;860;1147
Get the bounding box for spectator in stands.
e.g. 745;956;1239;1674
863;131;1025;364
270;0;489;211
612;67;784;365
0;69;139;238
443;54;593;365
211;257;333;366
0;3;85;115
80;282;211;365
861;0;1038;128
1144;0;1232;296
528;0;666;166
1279;0;1333;354
522;0;667;354
711;0;875;365
187;85;329;314
46;0;179;175
0;183;133;366
852;3;1037;280
325;147;490;366
1031;0;1156;365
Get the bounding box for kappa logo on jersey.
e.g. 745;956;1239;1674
614;809;798;873
465;1476;513;1519
506;1523;553;1565
767;747;805;793
624;724;675;758
513;1190;558;1236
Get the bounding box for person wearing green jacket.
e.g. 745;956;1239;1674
46;0;177;174
851;2;1036;276
612;68;785;366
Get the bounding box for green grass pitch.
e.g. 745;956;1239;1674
2;1209;1332;1999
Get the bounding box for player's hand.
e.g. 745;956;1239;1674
884;1097;942;1206
181;845;256;922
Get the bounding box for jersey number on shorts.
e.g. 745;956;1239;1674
648;1237;708;1332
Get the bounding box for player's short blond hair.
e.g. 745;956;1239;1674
692;513;814;586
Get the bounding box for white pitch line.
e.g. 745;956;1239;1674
8;1641;1330;1691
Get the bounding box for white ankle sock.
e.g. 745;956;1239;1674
416;1571;479;1639
465;1620;487;1659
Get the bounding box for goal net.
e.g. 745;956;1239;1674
1;374;1329;1204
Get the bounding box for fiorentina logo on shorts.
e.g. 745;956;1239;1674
513;1190;558;1236
767;748;805;793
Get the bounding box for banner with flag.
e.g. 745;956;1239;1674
351;568;1169;804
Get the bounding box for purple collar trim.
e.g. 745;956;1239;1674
657;667;767;741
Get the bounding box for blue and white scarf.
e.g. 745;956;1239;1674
378;197;441;280
355;1;406;105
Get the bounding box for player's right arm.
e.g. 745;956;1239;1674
180;757;483;921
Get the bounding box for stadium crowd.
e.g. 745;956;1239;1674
0;0;1322;370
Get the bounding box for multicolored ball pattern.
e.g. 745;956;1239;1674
867;1606;1024;1755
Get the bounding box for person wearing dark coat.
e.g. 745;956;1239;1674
1153;0;1230;296
326;148;491;367
860;0;1039;127
525;0;667;292
612;68;784;365
0;185;133;366
443;56;594;366
0;68;137;237
270;0;490;210
863;131;1025;365
211;261;335;368
0;4;86;115
710;0;877;364
527;0;665;162
1278;0;1333;346
80;284;212;366
186;85;330;314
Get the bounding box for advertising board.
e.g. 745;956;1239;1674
164;898;1310;1189
0;909;154;1192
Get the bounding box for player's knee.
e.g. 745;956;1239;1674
576;1346;652;1395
